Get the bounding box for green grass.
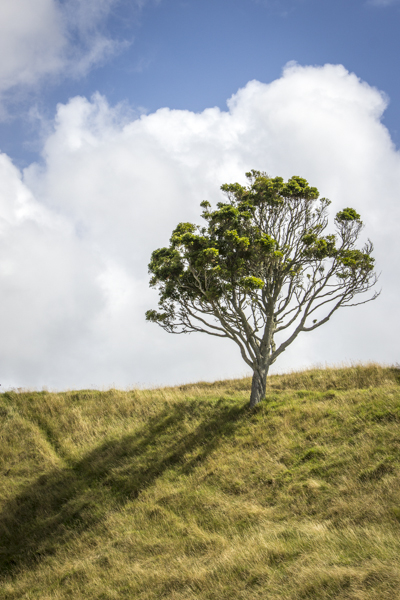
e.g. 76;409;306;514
1;363;400;599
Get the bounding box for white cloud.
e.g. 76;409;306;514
0;0;130;109
0;152;106;387
1;63;399;389
0;0;64;91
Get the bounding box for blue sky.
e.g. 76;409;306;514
2;0;400;165
0;0;399;389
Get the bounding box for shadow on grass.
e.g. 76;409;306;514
0;398;248;578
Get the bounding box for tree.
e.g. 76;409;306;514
146;171;379;408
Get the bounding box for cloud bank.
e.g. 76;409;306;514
1;63;399;389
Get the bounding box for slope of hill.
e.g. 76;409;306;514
1;364;400;599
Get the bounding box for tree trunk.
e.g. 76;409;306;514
249;365;268;408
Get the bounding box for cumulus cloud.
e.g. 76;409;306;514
1;63;399;389
0;152;106;387
0;0;130;110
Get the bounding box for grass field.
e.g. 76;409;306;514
1;364;400;599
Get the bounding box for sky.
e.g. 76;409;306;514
0;0;399;390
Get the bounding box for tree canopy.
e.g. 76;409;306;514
146;171;379;407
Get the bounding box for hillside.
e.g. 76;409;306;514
1;364;400;599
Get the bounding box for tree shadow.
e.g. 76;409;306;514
0;398;248;579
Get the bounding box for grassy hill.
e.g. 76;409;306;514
1;364;400;599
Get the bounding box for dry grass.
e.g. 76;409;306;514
1;363;400;599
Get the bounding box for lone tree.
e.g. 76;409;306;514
146;171;378;408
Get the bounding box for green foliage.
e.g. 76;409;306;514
337;249;375;274
336;207;362;222
148;172;330;312
302;234;337;260
239;276;265;291
148;174;375;320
